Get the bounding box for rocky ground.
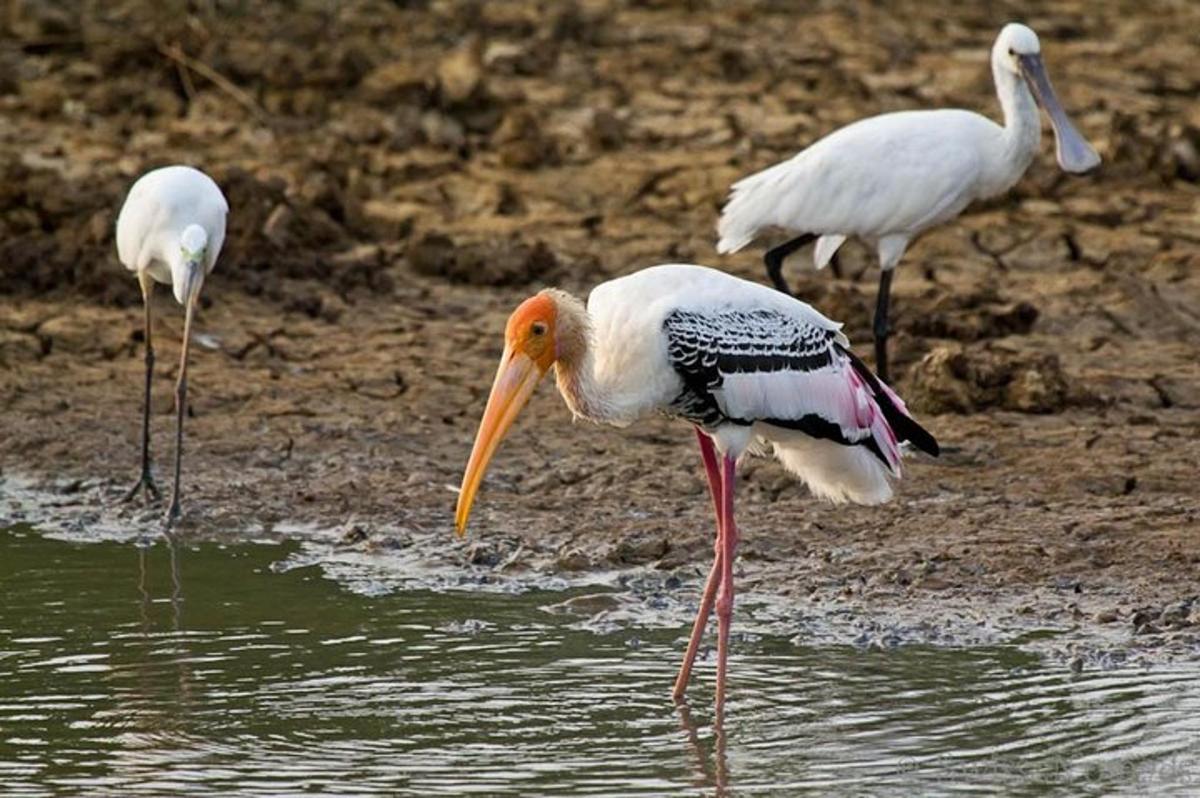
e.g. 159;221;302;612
1;0;1198;662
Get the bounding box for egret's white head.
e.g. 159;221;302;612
181;224;208;259
172;224;209;305
993;22;1100;174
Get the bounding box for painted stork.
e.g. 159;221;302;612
716;22;1100;381
116;165;228;527
454;264;939;718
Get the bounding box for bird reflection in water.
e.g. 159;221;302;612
137;535;184;632
131;534;194;736
677;700;730;797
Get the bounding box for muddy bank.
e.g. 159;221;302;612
2;0;1199;659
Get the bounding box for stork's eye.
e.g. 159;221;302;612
1008;47;1015;55
531;322;548;337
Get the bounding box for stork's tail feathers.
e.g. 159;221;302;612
773;441;897;506
716;160;794;254
846;351;940;458
771;351;938;508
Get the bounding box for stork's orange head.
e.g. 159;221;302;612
504;292;559;375
455;291;563;537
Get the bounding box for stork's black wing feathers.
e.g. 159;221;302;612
662;308;939;468
662;308;838;428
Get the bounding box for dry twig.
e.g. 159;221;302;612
156;41;267;124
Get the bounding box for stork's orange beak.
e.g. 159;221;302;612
455;346;545;536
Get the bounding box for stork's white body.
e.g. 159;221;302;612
116;165;228;303
572;264;928;504
585;264;841;423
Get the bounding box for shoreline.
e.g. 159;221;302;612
4;466;1196;670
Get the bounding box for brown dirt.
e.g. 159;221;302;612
2;0;1199;659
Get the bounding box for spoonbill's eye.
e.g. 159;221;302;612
1008;47;1015;55
531;322;548;337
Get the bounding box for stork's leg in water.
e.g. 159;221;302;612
125;271;161;503
672;428;725;701
164;296;197;529
873;269;894;383
714;452;738;721
763;233;815;296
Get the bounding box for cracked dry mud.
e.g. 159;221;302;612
1;0;1198;664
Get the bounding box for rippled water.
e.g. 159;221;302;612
1;526;1197;797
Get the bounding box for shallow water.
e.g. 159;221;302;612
1;526;1197;797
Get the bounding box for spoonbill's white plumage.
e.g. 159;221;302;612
454;264;939;719
116;165;228;526
716;23;1100;381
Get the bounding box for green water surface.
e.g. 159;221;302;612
0;527;1197;797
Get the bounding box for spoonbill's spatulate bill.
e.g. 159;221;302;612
116;165;228;527
716;23;1101;381
454;264;939;719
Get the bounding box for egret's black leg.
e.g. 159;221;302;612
763;233;815;296
164;297;196;529
125;273;161;503
873;269;895;383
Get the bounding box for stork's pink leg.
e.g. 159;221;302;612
714;452;738;721
672;429;725;702
694;429;724;533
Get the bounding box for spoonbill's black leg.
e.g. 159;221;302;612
873;269;895;383
763;233;815;295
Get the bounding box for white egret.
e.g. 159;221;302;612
454;264;939;719
716;23;1101;380
116;165;228;527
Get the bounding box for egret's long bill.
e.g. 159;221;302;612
455;346;545;536
1017;53;1100;174
172;258;206;305
185;259;205;304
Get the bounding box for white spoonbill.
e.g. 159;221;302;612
454;264;939;719
116;165;228;527
716;22;1101;381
